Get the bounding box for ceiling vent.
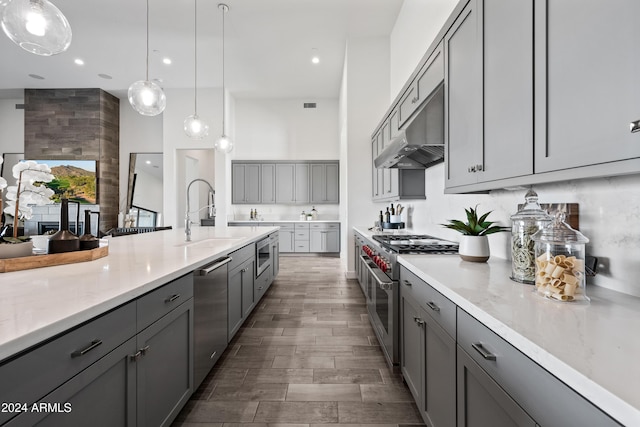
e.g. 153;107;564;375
303;102;317;109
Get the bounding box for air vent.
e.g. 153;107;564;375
303;103;317;109
15;104;25;110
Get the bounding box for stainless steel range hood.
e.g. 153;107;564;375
375;84;444;169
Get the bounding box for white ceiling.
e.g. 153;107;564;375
0;0;404;100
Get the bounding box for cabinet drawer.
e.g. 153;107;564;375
310;222;339;230
137;273;194;331
457;308;621;427
295;230;310;240
0;302;136;425
255;268;271;300
228;243;256;271
278;223;295;230
295;222;310;230
400;266;455;338
294;242;310;252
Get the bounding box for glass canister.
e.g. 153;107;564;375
531;212;589;303
510;189;551;284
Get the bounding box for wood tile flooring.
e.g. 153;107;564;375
173;256;423;427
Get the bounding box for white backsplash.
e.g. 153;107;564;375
229;204;340;222
382;164;640;297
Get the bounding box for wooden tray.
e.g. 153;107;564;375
0;245;108;273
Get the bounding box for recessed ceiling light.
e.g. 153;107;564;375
98;73;113;79
74;58;84;66
311;48;320;64
162;58;172;65
146;160;151;164
28;74;45;80
311;56;320;64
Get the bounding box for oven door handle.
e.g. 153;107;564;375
360;255;393;288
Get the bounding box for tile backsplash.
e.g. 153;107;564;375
393;165;640;297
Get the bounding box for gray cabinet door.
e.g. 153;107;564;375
457;346;537;427
261;164;276;204
324;163;339;203
445;0;482;188
241;259;256;318
400;291;422;404
310;163;340;204
228;264;244;339
137;299;194;427
275;163;295;203
309;229;323;252
5;338;137;427
325;229;339;253
422;308;456;427
534;0;640;173
232;164;261;204
372;136;380;199
481;0;533;182
279;229;295;252
294;163;310;203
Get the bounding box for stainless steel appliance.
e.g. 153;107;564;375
256;236;271;277
361;234;458;367
193;256;232;388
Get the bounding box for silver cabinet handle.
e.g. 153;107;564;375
258;286;264;290
411;96;419;104
140;345;150;356
210;351;217;360
413;317;424;326
630;119;640;133
165;294;180;303
71;339;102;358
198;257;232;275
472;342;496;361
379;282;392;291
477;164;484;171
402;279;412;286
426;301;440;312
130;350;142;361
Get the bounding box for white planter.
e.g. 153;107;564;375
459;235;490;263
0;241;34;259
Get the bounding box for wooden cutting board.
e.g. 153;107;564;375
0;245;108;273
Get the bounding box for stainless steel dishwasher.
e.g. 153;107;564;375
193;256;232;388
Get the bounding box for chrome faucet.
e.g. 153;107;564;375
185;178;216;241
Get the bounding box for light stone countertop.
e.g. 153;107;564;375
228;219;340;224
0;226;277;363
353;226;639;426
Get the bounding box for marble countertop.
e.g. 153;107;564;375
0;226;277;363
353;225;639;425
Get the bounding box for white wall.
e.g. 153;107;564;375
0;99;25;156
389;0;458;100
386;1;640;296
339;36;391;276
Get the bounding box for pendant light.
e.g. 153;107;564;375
1;0;72;56
214;3;233;153
128;0;166;116
183;0;209;139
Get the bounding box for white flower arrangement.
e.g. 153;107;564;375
1;159;55;240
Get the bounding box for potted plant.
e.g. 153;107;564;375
441;205;509;262
0;160;55;259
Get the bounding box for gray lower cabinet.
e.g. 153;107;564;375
457;345;536;427
457;308;621;427
400;267;456;427
534;0;640;173
1;275;195;427
278;224;295;253
228;257;255;340
309;223;339;253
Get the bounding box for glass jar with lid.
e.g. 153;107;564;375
510;189;551;284
531;212;589;303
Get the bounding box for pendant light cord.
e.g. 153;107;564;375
145;0;150;82
221;4;227;135
194;0;198;113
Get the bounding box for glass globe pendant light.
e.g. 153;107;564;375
214;3;233;153
1;0;72;56
184;0;208;139
128;0;166;116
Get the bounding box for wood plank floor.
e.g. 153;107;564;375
173;256;423;427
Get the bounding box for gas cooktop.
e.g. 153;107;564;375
372;234;459;254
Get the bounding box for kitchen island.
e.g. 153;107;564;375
0;226;277;362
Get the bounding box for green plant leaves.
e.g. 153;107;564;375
441;205;509;236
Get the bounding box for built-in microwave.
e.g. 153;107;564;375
256;236;271;277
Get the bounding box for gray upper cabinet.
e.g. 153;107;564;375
261;164;276;204
294;163;310;203
275;163;310;204
534;0;640;173
444;0;483;188
310;162;340;204
232;163;261;204
481;0;533;182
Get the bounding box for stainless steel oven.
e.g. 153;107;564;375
256;236;271;277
